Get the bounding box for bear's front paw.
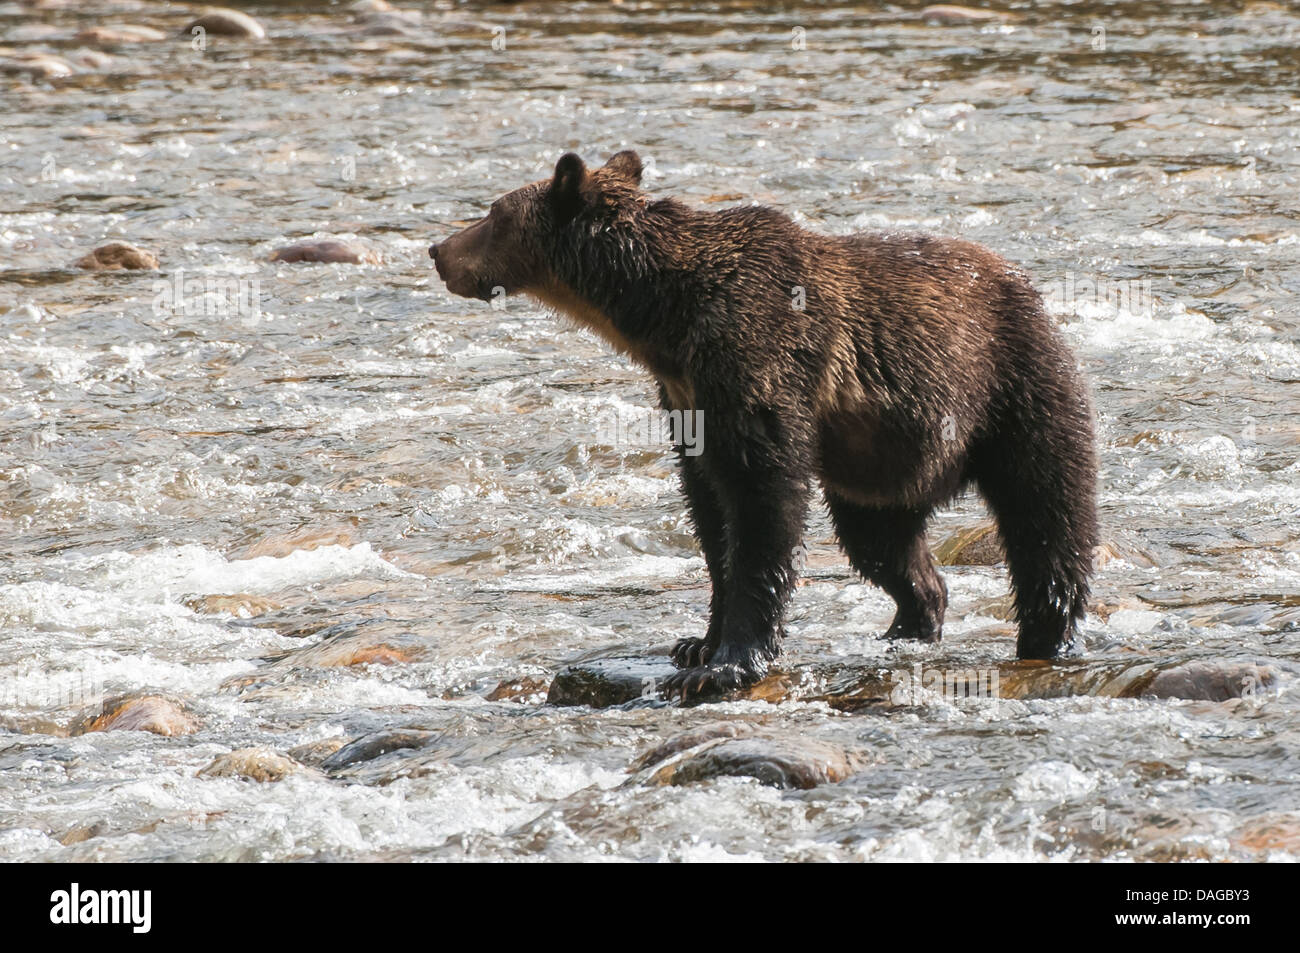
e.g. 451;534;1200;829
670;636;713;668
659;663;754;702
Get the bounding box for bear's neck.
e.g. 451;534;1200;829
526;217;694;404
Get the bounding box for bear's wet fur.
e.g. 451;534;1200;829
430;151;1098;700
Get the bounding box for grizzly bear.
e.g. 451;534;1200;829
429;151;1098;700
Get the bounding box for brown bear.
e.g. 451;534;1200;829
430;151;1098;700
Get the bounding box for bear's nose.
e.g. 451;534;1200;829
428;243;439;261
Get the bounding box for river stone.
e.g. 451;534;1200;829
68;49;115;71
75;26;167;45
1143;660;1277;701
184;8;267;39
547;649;1282;710
933;523;1003;566
1;53;75;79
184;592;282;617
633;728;862;789
921;5;1003;23
73;694;200;736
287;736;348;766
630;723;759;770
74;242;159;270
238;526;355;559
269;240;379;265
199;747;302;782
276;634;418;668
320;729;433;770
547;655;676;707
486;675;550;703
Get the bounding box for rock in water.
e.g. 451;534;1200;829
546;647;1281;710
1144;660;1277;702
199;748;302;782
921;5;1003;24
547;655;676;707
74;242;159;270
184;8;267;39
269;239;379;265
933;522;1003;566
287;737;348;766
632;726;863;789
73;694;200;736
75;26;167;45
320;729;433;770
0;53;76;79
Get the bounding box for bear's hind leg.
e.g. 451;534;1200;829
972;424;1097;660
826;494;947;643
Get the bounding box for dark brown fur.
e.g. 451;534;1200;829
430;151;1098;699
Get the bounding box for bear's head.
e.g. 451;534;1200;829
429;150;644;303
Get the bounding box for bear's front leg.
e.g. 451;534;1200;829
670;452;729;669
662;442;810;701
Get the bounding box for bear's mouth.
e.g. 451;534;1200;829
434;260;493;302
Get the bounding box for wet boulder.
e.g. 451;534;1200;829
320;729;433;771
287;737;349;766
184;592;282;617
1;54;76;80
933;522;1003;566
547;647;1282;711
67;49;115;71
184;8;267;39
74;242;159;271
269;239;379;265
75;26;167;45
486;675;551;703
73;694;200;736
631;725;864;789
198;748;305;782
1143;660;1277;702
921;5;1004;24
547;655;676;707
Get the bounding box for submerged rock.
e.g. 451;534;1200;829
184;592;282;617
933;523;1003;566
75;26;167;45
547;655;674;707
275;635;419;668
320;729;433;771
631;726;863;789
1144;660;1277;701
269;239;379;265
287;737;348;766
199;748;303;782
74;242;159;271
67;49;115;71
921;5;1004;23
1;53;76;79
485;675;551;703
73;694;200;736
547;650;1281;710
184;8;267;39
238;526;355;559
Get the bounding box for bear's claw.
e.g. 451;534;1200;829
670;637;713;668
659;662;756;702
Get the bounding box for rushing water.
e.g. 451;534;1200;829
1;0;1298;861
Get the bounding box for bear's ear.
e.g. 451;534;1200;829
603;150;643;185
550;152;588;221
